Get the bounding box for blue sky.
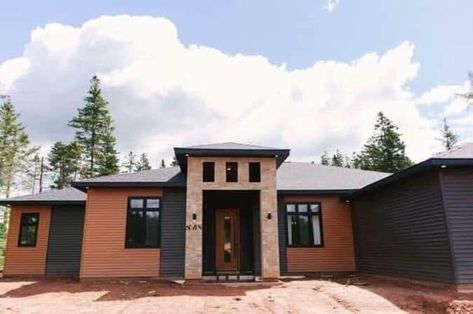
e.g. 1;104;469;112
1;0;472;93
0;1;472;164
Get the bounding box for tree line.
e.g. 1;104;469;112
320;112;460;172
0;76;174;200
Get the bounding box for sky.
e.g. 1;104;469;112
0;0;472;166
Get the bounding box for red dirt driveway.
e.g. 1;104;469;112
0;275;471;313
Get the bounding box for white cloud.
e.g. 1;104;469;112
326;0;341;12
0;15;469;166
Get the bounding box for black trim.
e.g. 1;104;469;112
18;212;40;247
0;200;85;206
125;196;162;249
285;202;324;248
72;181;186;191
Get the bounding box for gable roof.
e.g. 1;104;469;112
277;162;390;194
72;166;186;190
434;142;473;159
174;142;290;171
0;187;86;205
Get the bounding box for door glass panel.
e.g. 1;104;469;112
224;216;232;262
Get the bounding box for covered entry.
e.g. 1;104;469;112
202;190;260;276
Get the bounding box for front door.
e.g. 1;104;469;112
215;209;240;272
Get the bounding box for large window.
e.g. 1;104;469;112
203;162;215;182
18;213;39;247
286;203;323;247
226;162;238;182
126;197;161;248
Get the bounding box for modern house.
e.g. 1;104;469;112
1;142;472;291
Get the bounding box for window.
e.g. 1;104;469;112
286;203;323;247
203;162;215;182
18;213;39;247
226;162;238;182
249;162;261;182
126;197;161;248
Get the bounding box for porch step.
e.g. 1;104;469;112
203;274;255;282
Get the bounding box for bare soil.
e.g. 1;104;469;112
0;275;471;313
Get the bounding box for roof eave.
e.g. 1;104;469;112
277;189;357;195
0;200;86;206
71;181;187;190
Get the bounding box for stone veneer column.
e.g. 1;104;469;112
260;160;280;279
184;157;203;279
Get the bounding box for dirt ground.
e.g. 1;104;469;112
0;275;471;313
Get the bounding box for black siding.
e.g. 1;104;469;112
160;188;186;278
45;206;85;277
352;170;455;283
441;168;473;284
277;195;287;274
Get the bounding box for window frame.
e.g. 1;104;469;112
125;196;162;249
202;161;215;182
225;162;238;183
248;162;261;183
18;213;40;247
285;202;324;248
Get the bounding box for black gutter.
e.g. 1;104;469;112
72;181;187;192
277;189;356;195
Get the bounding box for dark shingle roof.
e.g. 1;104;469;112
0;187;86;205
434;143;473;159
277;162;390;193
72;166;186;189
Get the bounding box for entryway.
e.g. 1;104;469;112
202;190;260;278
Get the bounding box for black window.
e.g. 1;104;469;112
226;162;238;182
286;203;323;247
18;213;39;247
203;162;215;182
126;197;161;248
249;162;261;182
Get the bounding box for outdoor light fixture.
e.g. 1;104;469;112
192;212;197;222
267;212;272;220
440;165;447;169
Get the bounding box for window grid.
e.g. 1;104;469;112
286;202;324;248
125;197;161;248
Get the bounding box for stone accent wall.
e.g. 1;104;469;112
185;156;280;279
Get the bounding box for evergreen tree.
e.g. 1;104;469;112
354;112;413;173
456;72;473;105
171;156;179;167
331;150;345;167
68;76;119;178
0;96;38;230
320;151;330;165
135;153;152;172
440;118;459;151
48;141;82;189
0;96;38;198
160;159;166;168
122;151;136;173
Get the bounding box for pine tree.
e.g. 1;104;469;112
171;156;179;167
160;159;166;168
331;150;345;167
135;153;152;172
0;96;38;230
68;76;119;178
440;118;459;151
456;72;473;105
48;141;83;189
122;151;136;173
320;151;330;165
354;112;413;173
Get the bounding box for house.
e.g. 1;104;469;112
1;142;472;291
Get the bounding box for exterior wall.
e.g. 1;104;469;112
352;170;455;283
45;206;85;277
280;195;355;273
4;205;51;276
160;188;186;278
441;167;473;284
80;187;162;278
185;156;279;279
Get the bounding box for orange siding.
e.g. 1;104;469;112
284;195;355;273
4;205;51;276
80;187;162;278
